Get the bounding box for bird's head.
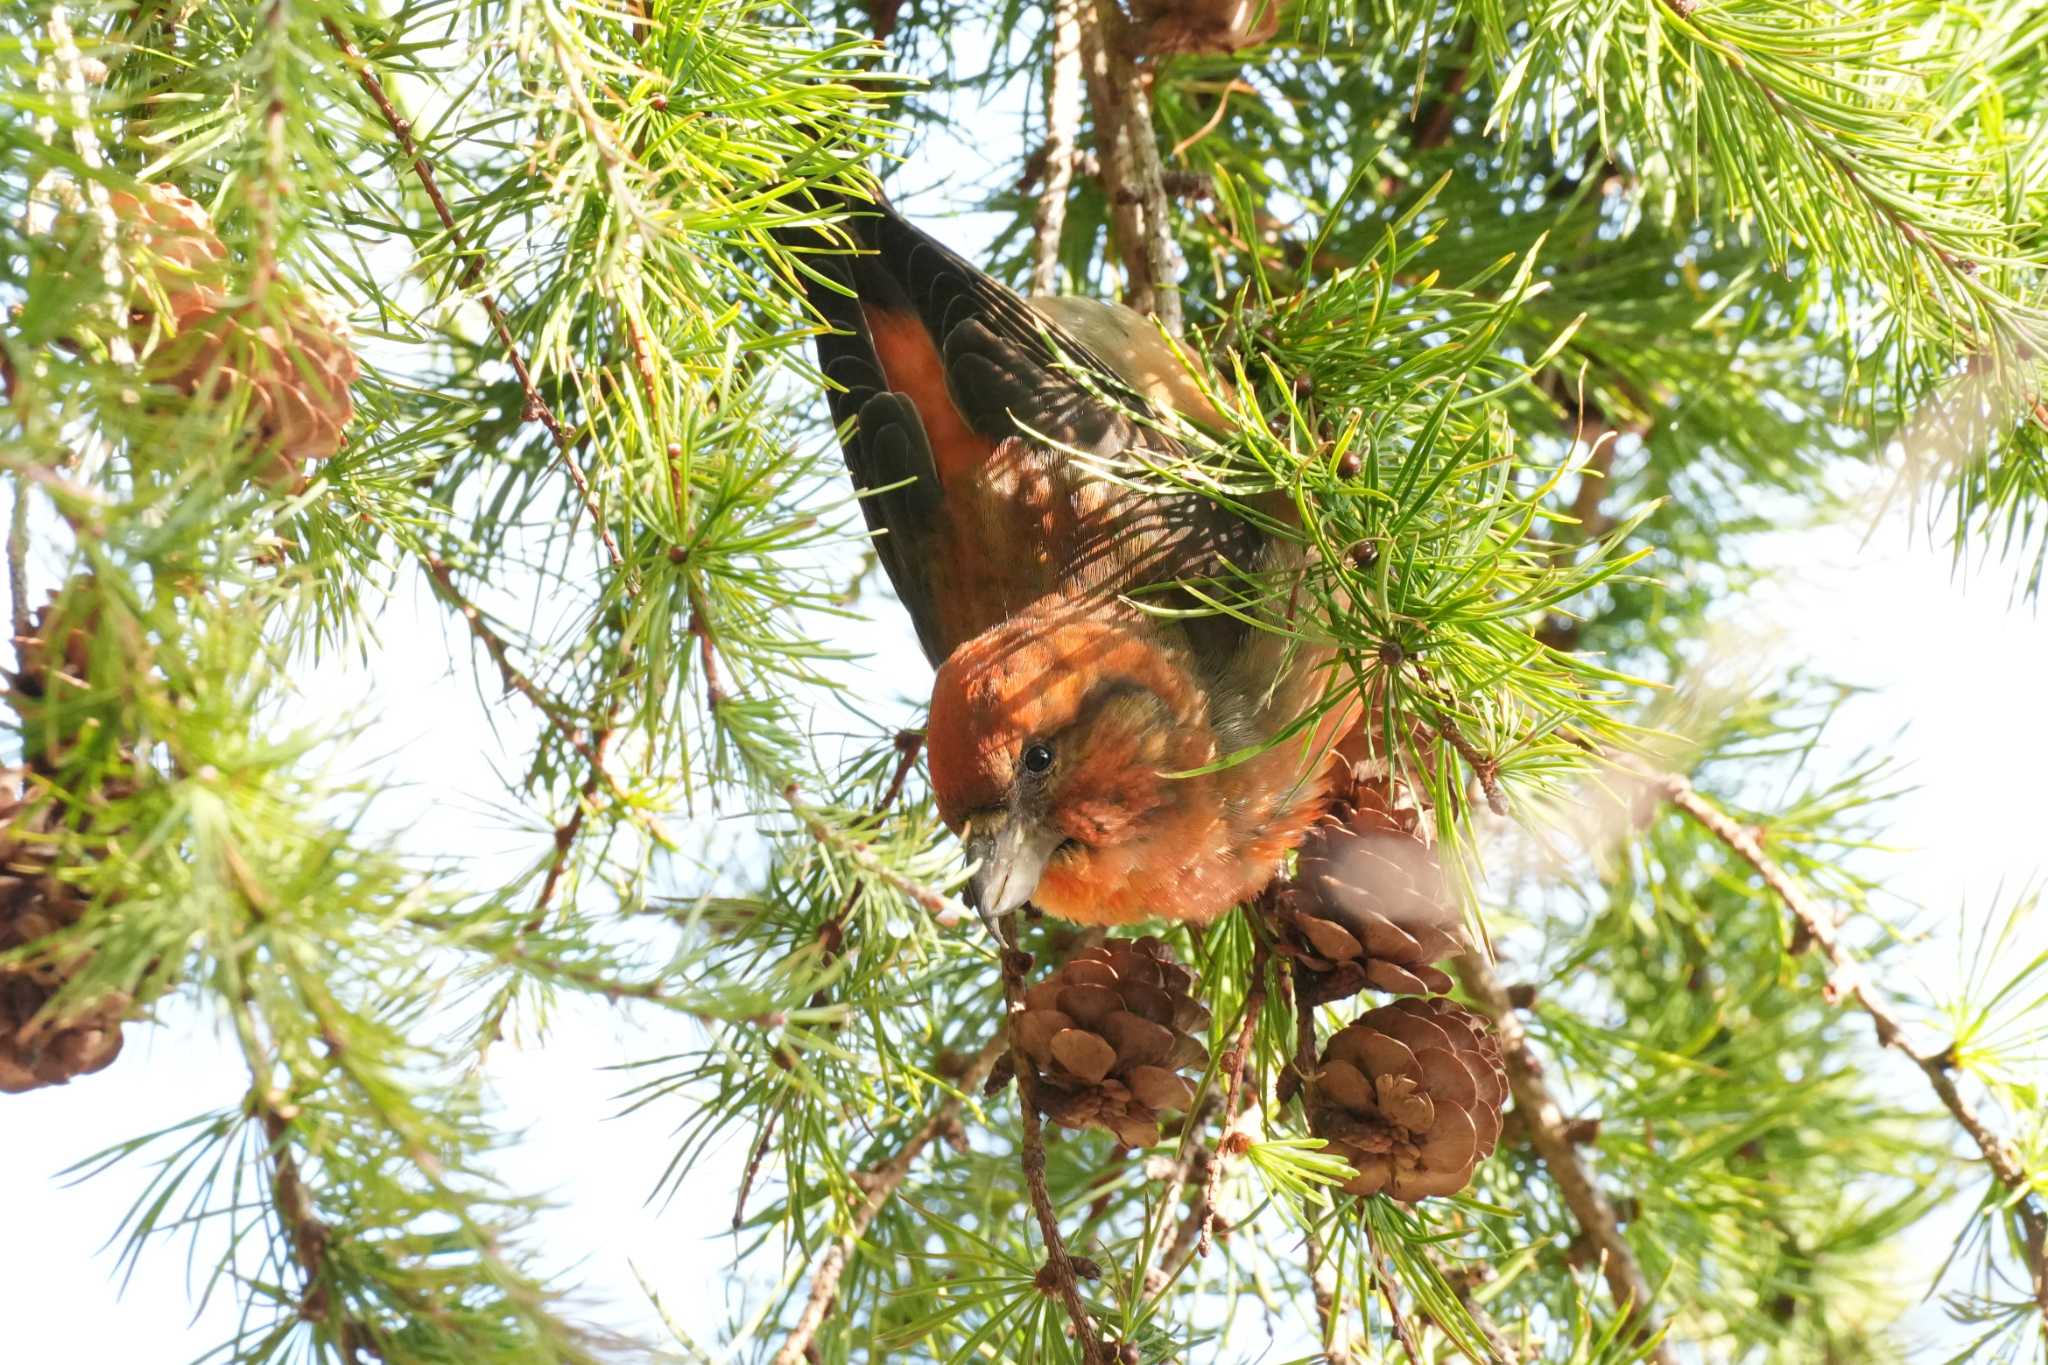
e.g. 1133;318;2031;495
926;612;1220;923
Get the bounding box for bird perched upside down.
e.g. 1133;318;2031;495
781;186;1349;927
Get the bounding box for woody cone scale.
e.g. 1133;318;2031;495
1272;776;1465;1005
1013;936;1212;1148
1309;997;1507;1202
114;184;359;486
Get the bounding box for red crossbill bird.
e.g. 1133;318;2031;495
782;188;1348;928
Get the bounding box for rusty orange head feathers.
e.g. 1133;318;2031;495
928;610;1228;925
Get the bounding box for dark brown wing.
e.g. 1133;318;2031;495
778;189;1259;665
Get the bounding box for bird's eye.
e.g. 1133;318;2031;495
1022;743;1054;774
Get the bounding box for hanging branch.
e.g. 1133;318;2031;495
224;973;370;1362
1200;930;1269;1256
997;931;1110;1364
421;556;630;805
1662;774;2048;1333
1454;951;1678;1363
1030;0;1085;296
770;1028;1012;1365
323;19;624;574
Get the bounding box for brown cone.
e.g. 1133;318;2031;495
111;183;360;484
1013;936;1211;1148
1308;997;1506;1202
0;773;130;1093
1274;778;1464;1005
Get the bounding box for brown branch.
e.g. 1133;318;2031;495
1031;0;1086;296
685;584;727;710
1662;774;2048;1335
1118;58;1183;336
998;933;1110;1363
1076;0;1153;319
732;1098;785;1231
323;19;624;573
770;1028;1012;1365
1366;1233;1424;1363
422;556;626;804
226;985;369;1362
1432;715;1508;817
1200;930;1270;1256
782;783;956;919
1454;951;1677;1362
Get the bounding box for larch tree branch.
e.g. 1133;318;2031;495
770;1028;1013;1365
998;928;1111;1363
1454;950;1678;1363
1031;0;1085;296
1662;774;2048;1337
323;18;624;574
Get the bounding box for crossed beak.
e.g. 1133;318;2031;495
964;811;1063;922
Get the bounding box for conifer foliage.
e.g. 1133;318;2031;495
3;0;2046;1362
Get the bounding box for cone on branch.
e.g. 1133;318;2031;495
1308;997;1506;1202
108;183;360;486
1012;936;1211;1148
1272;775;1465;1005
0;772;129;1093
1;591;141;1094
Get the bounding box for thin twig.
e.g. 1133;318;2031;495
1663;774;2048;1335
323;19;624;573
782;783;955;918
1031;0;1085;296
686;584;727;710
1366;1230;1424;1363
999;934;1109;1363
422;556;629;804
731;1097;785;1231
1432;715;1508;817
1141;1145;1214;1298
1454;950;1677;1362
1200;930;1270;1256
226;985;368;1362
769;1029;1011;1365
